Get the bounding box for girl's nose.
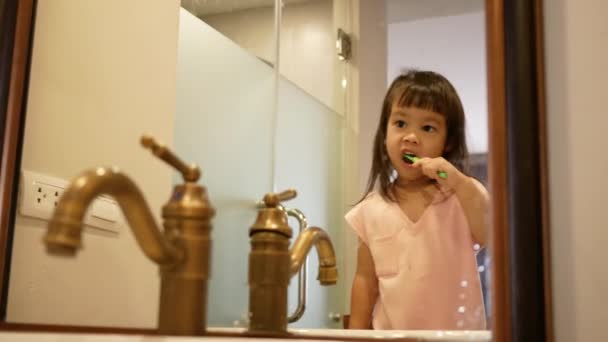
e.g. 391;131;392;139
403;132;419;144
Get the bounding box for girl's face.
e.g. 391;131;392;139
385;104;448;182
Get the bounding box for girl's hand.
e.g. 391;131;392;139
414;157;490;246
412;157;468;191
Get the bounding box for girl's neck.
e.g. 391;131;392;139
395;176;435;189
392;177;437;198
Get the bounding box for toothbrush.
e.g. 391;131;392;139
402;153;448;179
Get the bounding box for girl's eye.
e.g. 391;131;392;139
395;120;407;128
422;125;436;132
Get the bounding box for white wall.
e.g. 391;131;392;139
545;0;608;340
6;0;179;328
202;0;336;111
336;0;388;314
353;0;388;193
387;11;488;153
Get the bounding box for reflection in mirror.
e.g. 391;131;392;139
5;0;490;336
181;0;338;110
7;0;183;329
179;0;345;329
383;0;491;330
181;0;277;66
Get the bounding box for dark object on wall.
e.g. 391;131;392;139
469;153;488;185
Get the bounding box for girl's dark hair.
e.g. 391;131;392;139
360;70;469;203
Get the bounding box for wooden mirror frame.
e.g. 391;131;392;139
0;0;35;323
0;0;552;341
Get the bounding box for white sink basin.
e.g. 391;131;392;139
209;327;491;341
0;328;491;342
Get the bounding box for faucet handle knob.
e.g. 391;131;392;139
141;134;201;182
263;189;297;207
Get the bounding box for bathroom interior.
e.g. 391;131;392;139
1;0;503;340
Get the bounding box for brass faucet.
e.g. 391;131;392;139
43;135;215;336
248;189;338;335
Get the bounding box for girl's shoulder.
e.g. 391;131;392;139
347;191;398;225
353;191;392;210
345;191;401;243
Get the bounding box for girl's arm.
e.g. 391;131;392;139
452;176;489;246
348;240;379;329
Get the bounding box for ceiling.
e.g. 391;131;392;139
386;0;484;23
181;0;484;22
181;0;314;17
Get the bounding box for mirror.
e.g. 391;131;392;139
4;0;493;335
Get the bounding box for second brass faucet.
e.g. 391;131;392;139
248;189;338;335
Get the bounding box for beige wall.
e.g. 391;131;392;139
6;0;179;327
545;0;608;340
203;0;336;111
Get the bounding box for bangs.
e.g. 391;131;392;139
392;83;449;117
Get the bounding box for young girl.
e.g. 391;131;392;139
346;70;488;330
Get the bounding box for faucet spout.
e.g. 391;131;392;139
44;167;183;265
289;227;337;285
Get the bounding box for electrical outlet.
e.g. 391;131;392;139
19;170;121;232
20;170;67;220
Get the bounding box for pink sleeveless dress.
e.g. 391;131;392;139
345;190;486;330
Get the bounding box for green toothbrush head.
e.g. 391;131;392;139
402;153;418;164
401;153;448;179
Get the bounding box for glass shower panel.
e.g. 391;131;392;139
275;0;350;329
275;79;346;329
174;8;275;327
176;0;348;329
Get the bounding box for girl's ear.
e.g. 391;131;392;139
444;141;454;153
